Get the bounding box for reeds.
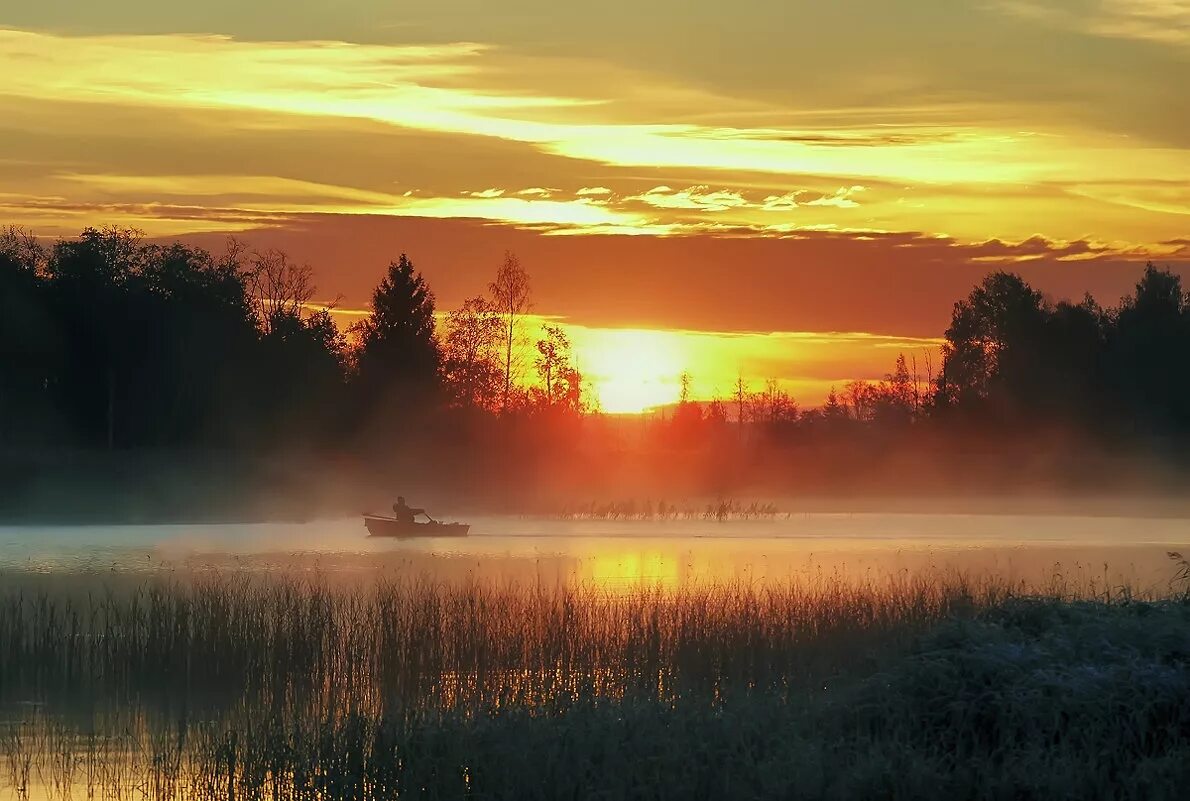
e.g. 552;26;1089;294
546;498;783;521
0;573;973;716
0;570;1186;800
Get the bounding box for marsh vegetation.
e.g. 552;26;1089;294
546;497;783;521
1;563;1187;800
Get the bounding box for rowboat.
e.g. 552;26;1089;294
363;515;470;538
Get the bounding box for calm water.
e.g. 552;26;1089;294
1;512;1187;590
1;511;1187;800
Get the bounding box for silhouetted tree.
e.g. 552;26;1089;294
489;252;531;412
353;254;441;434
12;223;1190;510
1032;296;1107;427
734;377;747;425
246;247;316;335
533;324;583;413
1105;263;1190;436
443;296;503;410
670;371;704;442
749;380;798;433
0;228;55;446
43;227;149;448
935;271;1047;422
823;388;847;421
255;308;346;448
706;396;728;426
867;354;917;426
132;240;261;447
843;381;877;423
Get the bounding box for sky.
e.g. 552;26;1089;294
1;2;1187;410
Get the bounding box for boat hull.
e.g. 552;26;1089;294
363;516;470;538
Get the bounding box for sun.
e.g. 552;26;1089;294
571;328;685;414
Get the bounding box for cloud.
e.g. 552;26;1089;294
760;192;802;211
621;184;867;215
59;172;399;206
4;26;1178;190
53;174;656;230
1066;179;1190;216
144;212;1186;356
396;196;653;230
628;186;751;212
0;26;1184;250
968;235;1111;263
0;178;656;235
802;186;867;208
992;1;1190;46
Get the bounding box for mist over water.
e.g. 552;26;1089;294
2;511;1185;592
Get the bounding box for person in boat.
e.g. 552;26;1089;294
392;496;426;523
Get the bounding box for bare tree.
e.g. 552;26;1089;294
488;252;531;411
0;226;45;273
734;376;747;425
911;354;921;412
748;379;798;427
247;248;315;335
922;348;936;406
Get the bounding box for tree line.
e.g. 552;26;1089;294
3;224;1188;471
661;264;1190;447
0;226;586;457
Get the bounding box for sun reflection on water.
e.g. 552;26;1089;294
586;549;683;589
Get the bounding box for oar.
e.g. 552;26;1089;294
420;510;440;524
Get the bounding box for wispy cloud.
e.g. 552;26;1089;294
3;173;656;233
803;186;867;208
628;186;751;212
992;0;1190;45
3;27;1175;189
389;195;651;230
622;185;867;215
60;173;398;206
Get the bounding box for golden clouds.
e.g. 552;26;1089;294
2;25;1186;242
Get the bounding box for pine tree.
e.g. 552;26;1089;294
353;254;441;410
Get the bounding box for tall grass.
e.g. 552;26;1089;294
0;573;973;715
0;570;1186;800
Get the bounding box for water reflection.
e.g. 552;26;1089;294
588;549;682;588
0;512;1186;590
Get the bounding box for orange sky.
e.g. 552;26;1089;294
1;3;1187;410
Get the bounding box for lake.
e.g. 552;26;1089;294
1;510;1187;800
2;511;1186;592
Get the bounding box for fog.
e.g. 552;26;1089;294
2;510;1185;595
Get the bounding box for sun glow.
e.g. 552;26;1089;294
587;549;681;589
569;328;687;414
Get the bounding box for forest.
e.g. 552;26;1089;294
2;225;1189;518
